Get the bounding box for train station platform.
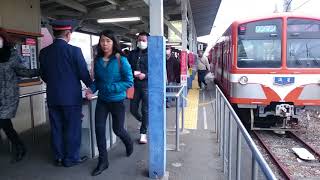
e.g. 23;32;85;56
0;82;224;180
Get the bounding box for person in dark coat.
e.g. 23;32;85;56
128;32;149;144
166;46;180;84
166;46;180;108
39;20;92;167
0;28;39;162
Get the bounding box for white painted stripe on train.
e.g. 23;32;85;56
229;73;320;100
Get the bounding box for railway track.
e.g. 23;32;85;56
253;131;320;180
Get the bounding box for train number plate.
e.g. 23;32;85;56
274;77;295;86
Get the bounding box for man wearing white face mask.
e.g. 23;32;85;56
128;32;150;144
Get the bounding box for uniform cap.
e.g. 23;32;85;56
49;19;78;31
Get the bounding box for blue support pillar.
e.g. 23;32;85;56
148;36;166;178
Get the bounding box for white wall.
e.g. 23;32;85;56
0;0;41;33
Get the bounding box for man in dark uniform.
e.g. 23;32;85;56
39;20;92;167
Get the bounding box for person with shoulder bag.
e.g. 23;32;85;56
86;30;134;176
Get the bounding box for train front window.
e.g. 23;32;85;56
237;19;282;68
287;18;320;68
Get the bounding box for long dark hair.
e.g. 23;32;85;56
95;30;123;60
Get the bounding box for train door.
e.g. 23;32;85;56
214;45;221;82
220;43;225;86
226;39;231;96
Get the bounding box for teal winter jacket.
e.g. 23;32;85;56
90;55;133;102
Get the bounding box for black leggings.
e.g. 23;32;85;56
95;100;132;159
0;119;23;146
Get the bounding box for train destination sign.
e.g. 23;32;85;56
255;25;277;33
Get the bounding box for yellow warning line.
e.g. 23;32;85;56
183;74;200;129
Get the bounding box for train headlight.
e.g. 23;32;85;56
239;76;248;85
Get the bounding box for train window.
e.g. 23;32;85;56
287;18;320;68
237;19;282;68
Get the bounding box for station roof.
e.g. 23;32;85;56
40;0;221;40
190;0;221;36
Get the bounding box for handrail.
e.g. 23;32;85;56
166;85;184;98
215;85;276;180
19;90;46;98
165;85;185;151
166;85;183;89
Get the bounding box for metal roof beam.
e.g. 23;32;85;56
91;4;117;12
53;0;88;13
105;0;119;5
164;19;181;38
111;23;130;30
86;8;148;19
43;10;83;17
187;0;196;36
142;0;181;37
82;0;105;5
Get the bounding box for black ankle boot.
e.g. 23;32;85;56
91;158;109;176
126;142;133;157
12;143;26;163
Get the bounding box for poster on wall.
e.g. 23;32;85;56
21;45;31;56
26;38;37;69
180;50;188;85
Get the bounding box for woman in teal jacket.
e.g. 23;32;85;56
88;30;134;176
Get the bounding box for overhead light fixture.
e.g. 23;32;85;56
97;17;141;23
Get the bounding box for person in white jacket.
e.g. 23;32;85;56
197;50;210;89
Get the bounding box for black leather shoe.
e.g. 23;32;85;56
63;156;88;167
126;143;133;157
12;145;26;163
55;159;63;167
78;156;88;163
91;160;109;176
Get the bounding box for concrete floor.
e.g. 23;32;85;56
0;85;224;180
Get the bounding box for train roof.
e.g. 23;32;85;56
232;12;320;25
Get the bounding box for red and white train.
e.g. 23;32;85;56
210;13;320;130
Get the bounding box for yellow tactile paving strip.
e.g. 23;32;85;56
183;74;199;129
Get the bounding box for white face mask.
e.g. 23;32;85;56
0;38;3;49
137;41;147;50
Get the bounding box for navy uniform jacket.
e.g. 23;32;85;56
39;39;92;106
